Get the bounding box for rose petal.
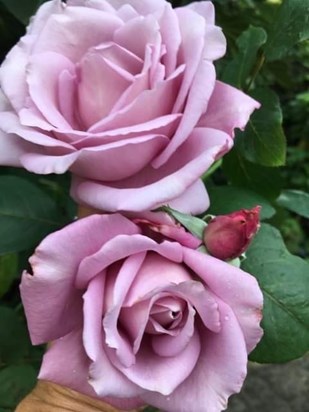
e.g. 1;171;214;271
83;271;144;400
20;214;139;344
27;52;74;129
71;134;168;181
71;128;232;213
103;253;147;367
184;248;264;352
32;6;123;62
198;81;261;137
142;301;248;412
152;60;216;167
76;236;183;288
108;329;201;395
39;329;144;410
77;52;133;128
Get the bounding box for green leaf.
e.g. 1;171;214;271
0;176;62;254
1;0;44;25
223;149;283;200
207;186;276;220
0;307;30;364
276;189;309;218
158;206;206;239
0;254;18;298
222;26;267;89
0;365;36;409
264;0;309;61
237;89;286;167
242;224;309;363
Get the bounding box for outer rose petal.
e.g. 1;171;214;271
198;81;261;137
71;128;232;213
39;329;143;410
183;248;264;352
20;214;140;344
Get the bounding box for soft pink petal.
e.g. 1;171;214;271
198;81;261;137
32;6;123;62
124;254;192;307
184;248;264;352
142;301;248;412
71;128;232;213
83;272;143;400
103;253;147;367
39;329;143;410
27;52;74;129
58;69;80;129
86;65;182;133
168;179;209;215
202;25;226;61
20;151;79;174
158;3;181;76
38;329;95;398
20;214;139;344
172;8;206;113
153;60;216;167
151;303;195;357
114;14;160;59
71;134;168;181
0;111;73;150
110;0;166;15
77;52;133;129
76;236;183;288
27;0;64;35
108;329;201;395
0;130;32;167
77;114;181;148
186;1;215;25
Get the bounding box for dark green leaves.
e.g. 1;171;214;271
243;224;309;363
276;190;309;218
264;0;309;61
0;307;29;364
237;89;286;167
0;365;37;410
0;254;18;298
222;26;267;89
223;149;283;200
0;176;62;254
0;0;44;25
207;186;275;220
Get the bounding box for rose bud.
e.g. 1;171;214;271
203;206;261;261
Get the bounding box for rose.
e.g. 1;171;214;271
20;213;263;412
203;206;261;260
0;0;259;214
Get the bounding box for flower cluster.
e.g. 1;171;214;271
0;1;263;411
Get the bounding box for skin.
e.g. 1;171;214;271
16;206;142;412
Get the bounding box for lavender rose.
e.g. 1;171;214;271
0;0;259;213
20;214;263;412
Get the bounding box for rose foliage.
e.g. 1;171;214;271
20;214;263;412
0;0;259;213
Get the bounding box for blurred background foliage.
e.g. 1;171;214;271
0;0;308;410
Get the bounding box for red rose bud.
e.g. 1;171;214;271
203;206;261;260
